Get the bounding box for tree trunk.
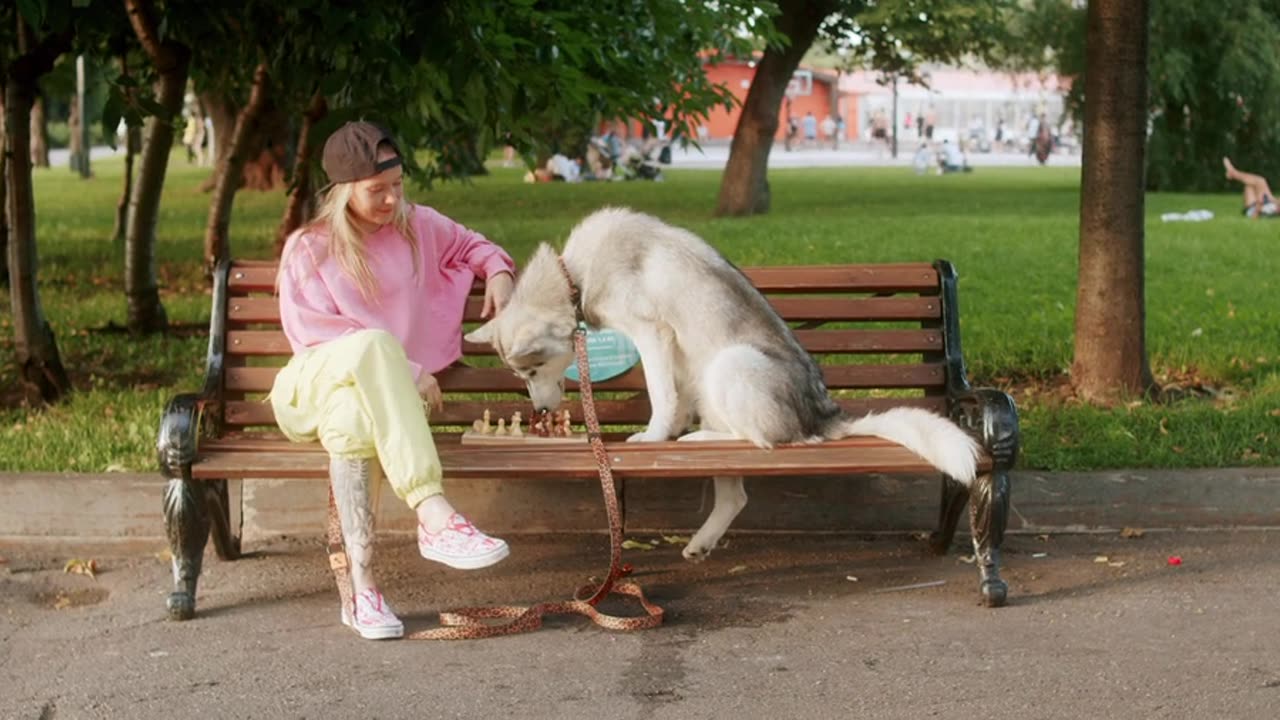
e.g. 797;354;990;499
29;93;49;167
275;91;327;257
124;0;191;334
1;94;9;288
5;18;73;405
199;91;237;190
199;90;289;193
112;55;141;244
1071;0;1155;404
203;62;270;273
67;85;87;175
715;0;835;216
113;123;142;244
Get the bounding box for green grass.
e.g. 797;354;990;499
1;156;1277;473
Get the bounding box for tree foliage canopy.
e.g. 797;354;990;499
1006;0;1280;192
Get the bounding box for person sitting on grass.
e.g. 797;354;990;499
1223;156;1279;219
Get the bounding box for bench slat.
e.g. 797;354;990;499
223;328;942;359
221;394;946;429
227;295;943;325
190;435;988;480
226;361;945;394
228;262;940;295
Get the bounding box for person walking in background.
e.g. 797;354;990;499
821;115;837;150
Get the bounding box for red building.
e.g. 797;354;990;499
699;58;848;141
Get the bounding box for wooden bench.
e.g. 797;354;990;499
157;258;1020;620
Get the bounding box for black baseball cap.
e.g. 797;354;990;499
321;121;403;186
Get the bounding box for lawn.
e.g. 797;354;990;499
1;154;1276;473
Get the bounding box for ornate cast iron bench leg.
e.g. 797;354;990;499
929;476;969;555
969;469;1010;607
163;477;212;620
947;388;1020;607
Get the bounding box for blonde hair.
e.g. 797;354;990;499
278;180;420;302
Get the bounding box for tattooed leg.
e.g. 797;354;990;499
329;456;378;595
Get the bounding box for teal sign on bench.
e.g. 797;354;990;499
563;326;641;382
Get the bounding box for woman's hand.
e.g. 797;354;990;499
416;372;444;413
482;271;515;319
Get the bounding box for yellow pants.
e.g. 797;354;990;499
269;329;443;509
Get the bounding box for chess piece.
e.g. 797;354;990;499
471;419;484;434
495;418;507;436
481;409;492;434
559;410;572;437
510;412;523;437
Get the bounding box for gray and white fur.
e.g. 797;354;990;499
466;207;979;561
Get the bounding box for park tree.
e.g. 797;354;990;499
2;3;74;404
1011;0;1280;192
716;0;1013;216
1071;0;1155;403
258;1;763;249
121;0;191;334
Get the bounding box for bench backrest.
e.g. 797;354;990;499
206;259;964;435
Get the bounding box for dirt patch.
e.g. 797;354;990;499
31;586;110;610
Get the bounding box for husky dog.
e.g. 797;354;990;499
466;207;979;561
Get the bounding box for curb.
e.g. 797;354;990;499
2;468;1278;552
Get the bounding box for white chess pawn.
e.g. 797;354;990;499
495;418;507;436
510;412;523;437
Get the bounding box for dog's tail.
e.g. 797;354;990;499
830;407;980;485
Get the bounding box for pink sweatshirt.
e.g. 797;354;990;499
278;204;514;380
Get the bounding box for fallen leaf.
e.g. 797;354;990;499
1108;561;1127;568
621;539;655;551
958;554;976;564
728;565;748;574
155;549;173;563
1158;418;1169;435
1031;552;1048;559
845;575;859;582
1120;527;1145;539
63;558;98;579
53;593;73;610
661;535;691;545
1093;555;1110;563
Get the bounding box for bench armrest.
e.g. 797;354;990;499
949;388;1020;471
158;393;205;480
157;260;233;480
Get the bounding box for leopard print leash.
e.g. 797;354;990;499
324;259;664;639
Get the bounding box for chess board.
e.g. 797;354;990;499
460;430;588;445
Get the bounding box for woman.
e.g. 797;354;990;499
272;121;516;640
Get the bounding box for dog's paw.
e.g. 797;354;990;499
627;429;667;442
682;542;712;563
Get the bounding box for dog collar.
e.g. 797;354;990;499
556;256;588;325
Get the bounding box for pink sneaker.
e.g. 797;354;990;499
340;588;404;640
418;513;510;570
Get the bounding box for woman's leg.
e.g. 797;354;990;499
272;329;507;570
328;455;403;639
1224;157;1273;208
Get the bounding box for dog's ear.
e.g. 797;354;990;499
464;321;495;346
